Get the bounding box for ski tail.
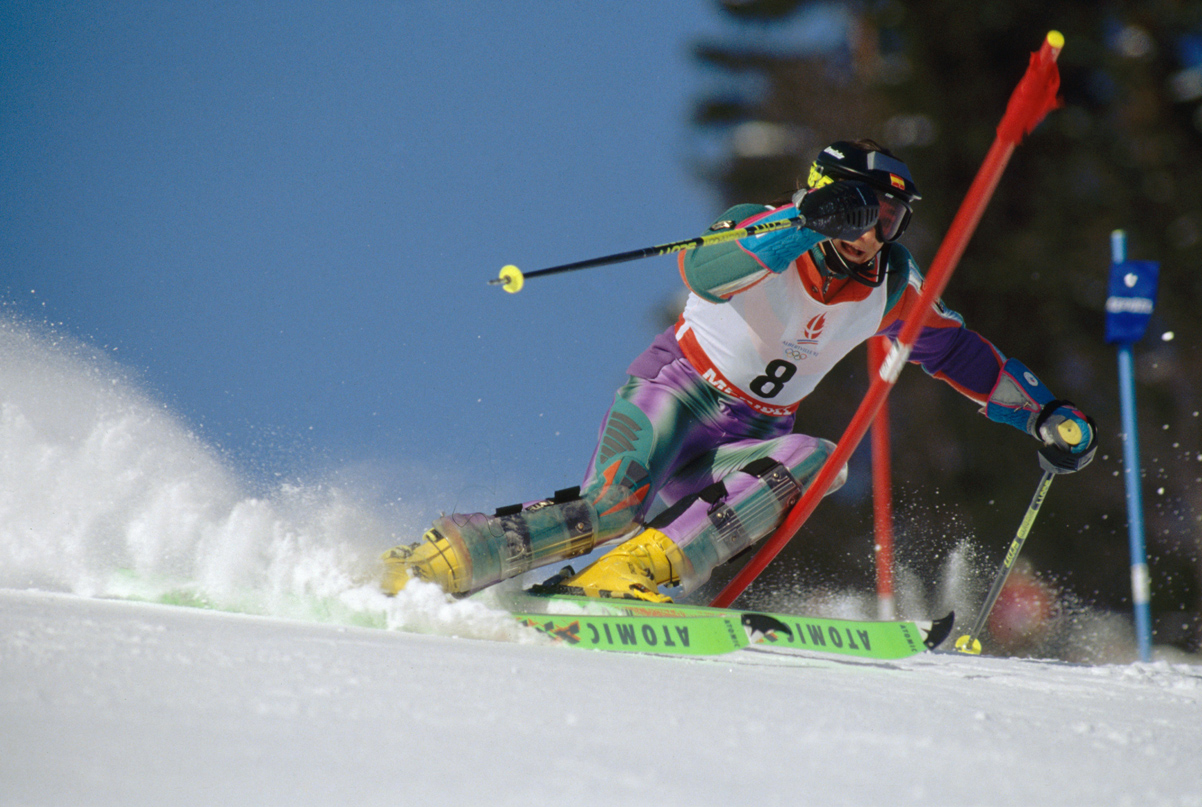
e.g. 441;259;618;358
921;612;956;650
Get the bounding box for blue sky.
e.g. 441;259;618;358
4;2;803;521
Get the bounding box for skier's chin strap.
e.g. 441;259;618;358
818;241;889;288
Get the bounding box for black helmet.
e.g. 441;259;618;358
807;141;919;243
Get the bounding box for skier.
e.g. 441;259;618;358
380;139;1096;602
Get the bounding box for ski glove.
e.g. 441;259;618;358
792;181;879;242
985;358;1097;472
732;204;827;275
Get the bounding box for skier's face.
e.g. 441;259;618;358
831;226;883;265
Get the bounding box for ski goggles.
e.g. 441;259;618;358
874;190;913;243
807;147;918;243
807;169;914;242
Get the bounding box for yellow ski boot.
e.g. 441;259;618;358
551;528;684;602
380;528;469;596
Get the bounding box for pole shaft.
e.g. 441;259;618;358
1118;346;1153;661
509;216;804;282
870;337;895;620
1112;230;1153;662
963;471;1054;643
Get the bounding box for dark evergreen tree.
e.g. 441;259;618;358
687;0;1202;652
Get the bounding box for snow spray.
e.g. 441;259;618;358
0;314;530;643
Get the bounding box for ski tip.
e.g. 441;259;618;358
923;611;956;650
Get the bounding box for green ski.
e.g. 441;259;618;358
504;592;953;660
514;610;748;656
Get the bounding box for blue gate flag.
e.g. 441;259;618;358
1105;260;1159;345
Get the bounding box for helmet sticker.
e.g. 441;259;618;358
806;163;834;189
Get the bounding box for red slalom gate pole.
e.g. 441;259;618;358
870;336;895;620
711;31;1065;609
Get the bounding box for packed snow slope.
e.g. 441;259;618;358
3;311;1202;806
3;587;1202;807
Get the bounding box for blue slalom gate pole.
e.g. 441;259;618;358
1107;230;1157;662
1116;344;1152;661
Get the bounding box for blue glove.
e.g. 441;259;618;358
986;358;1097;471
735;205;825;274
729;181;879;275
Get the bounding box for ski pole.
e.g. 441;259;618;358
710;31;1065;609
954;470;1054;656
954;420;1087;655
489;215;805;293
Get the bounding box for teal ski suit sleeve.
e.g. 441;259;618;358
680;204;827;303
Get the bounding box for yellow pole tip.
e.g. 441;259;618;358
498;264;524;294
1046;31;1065;49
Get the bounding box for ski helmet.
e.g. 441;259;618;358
807;141;920;243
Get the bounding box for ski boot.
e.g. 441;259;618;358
539;528;685;603
380;528;469;596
